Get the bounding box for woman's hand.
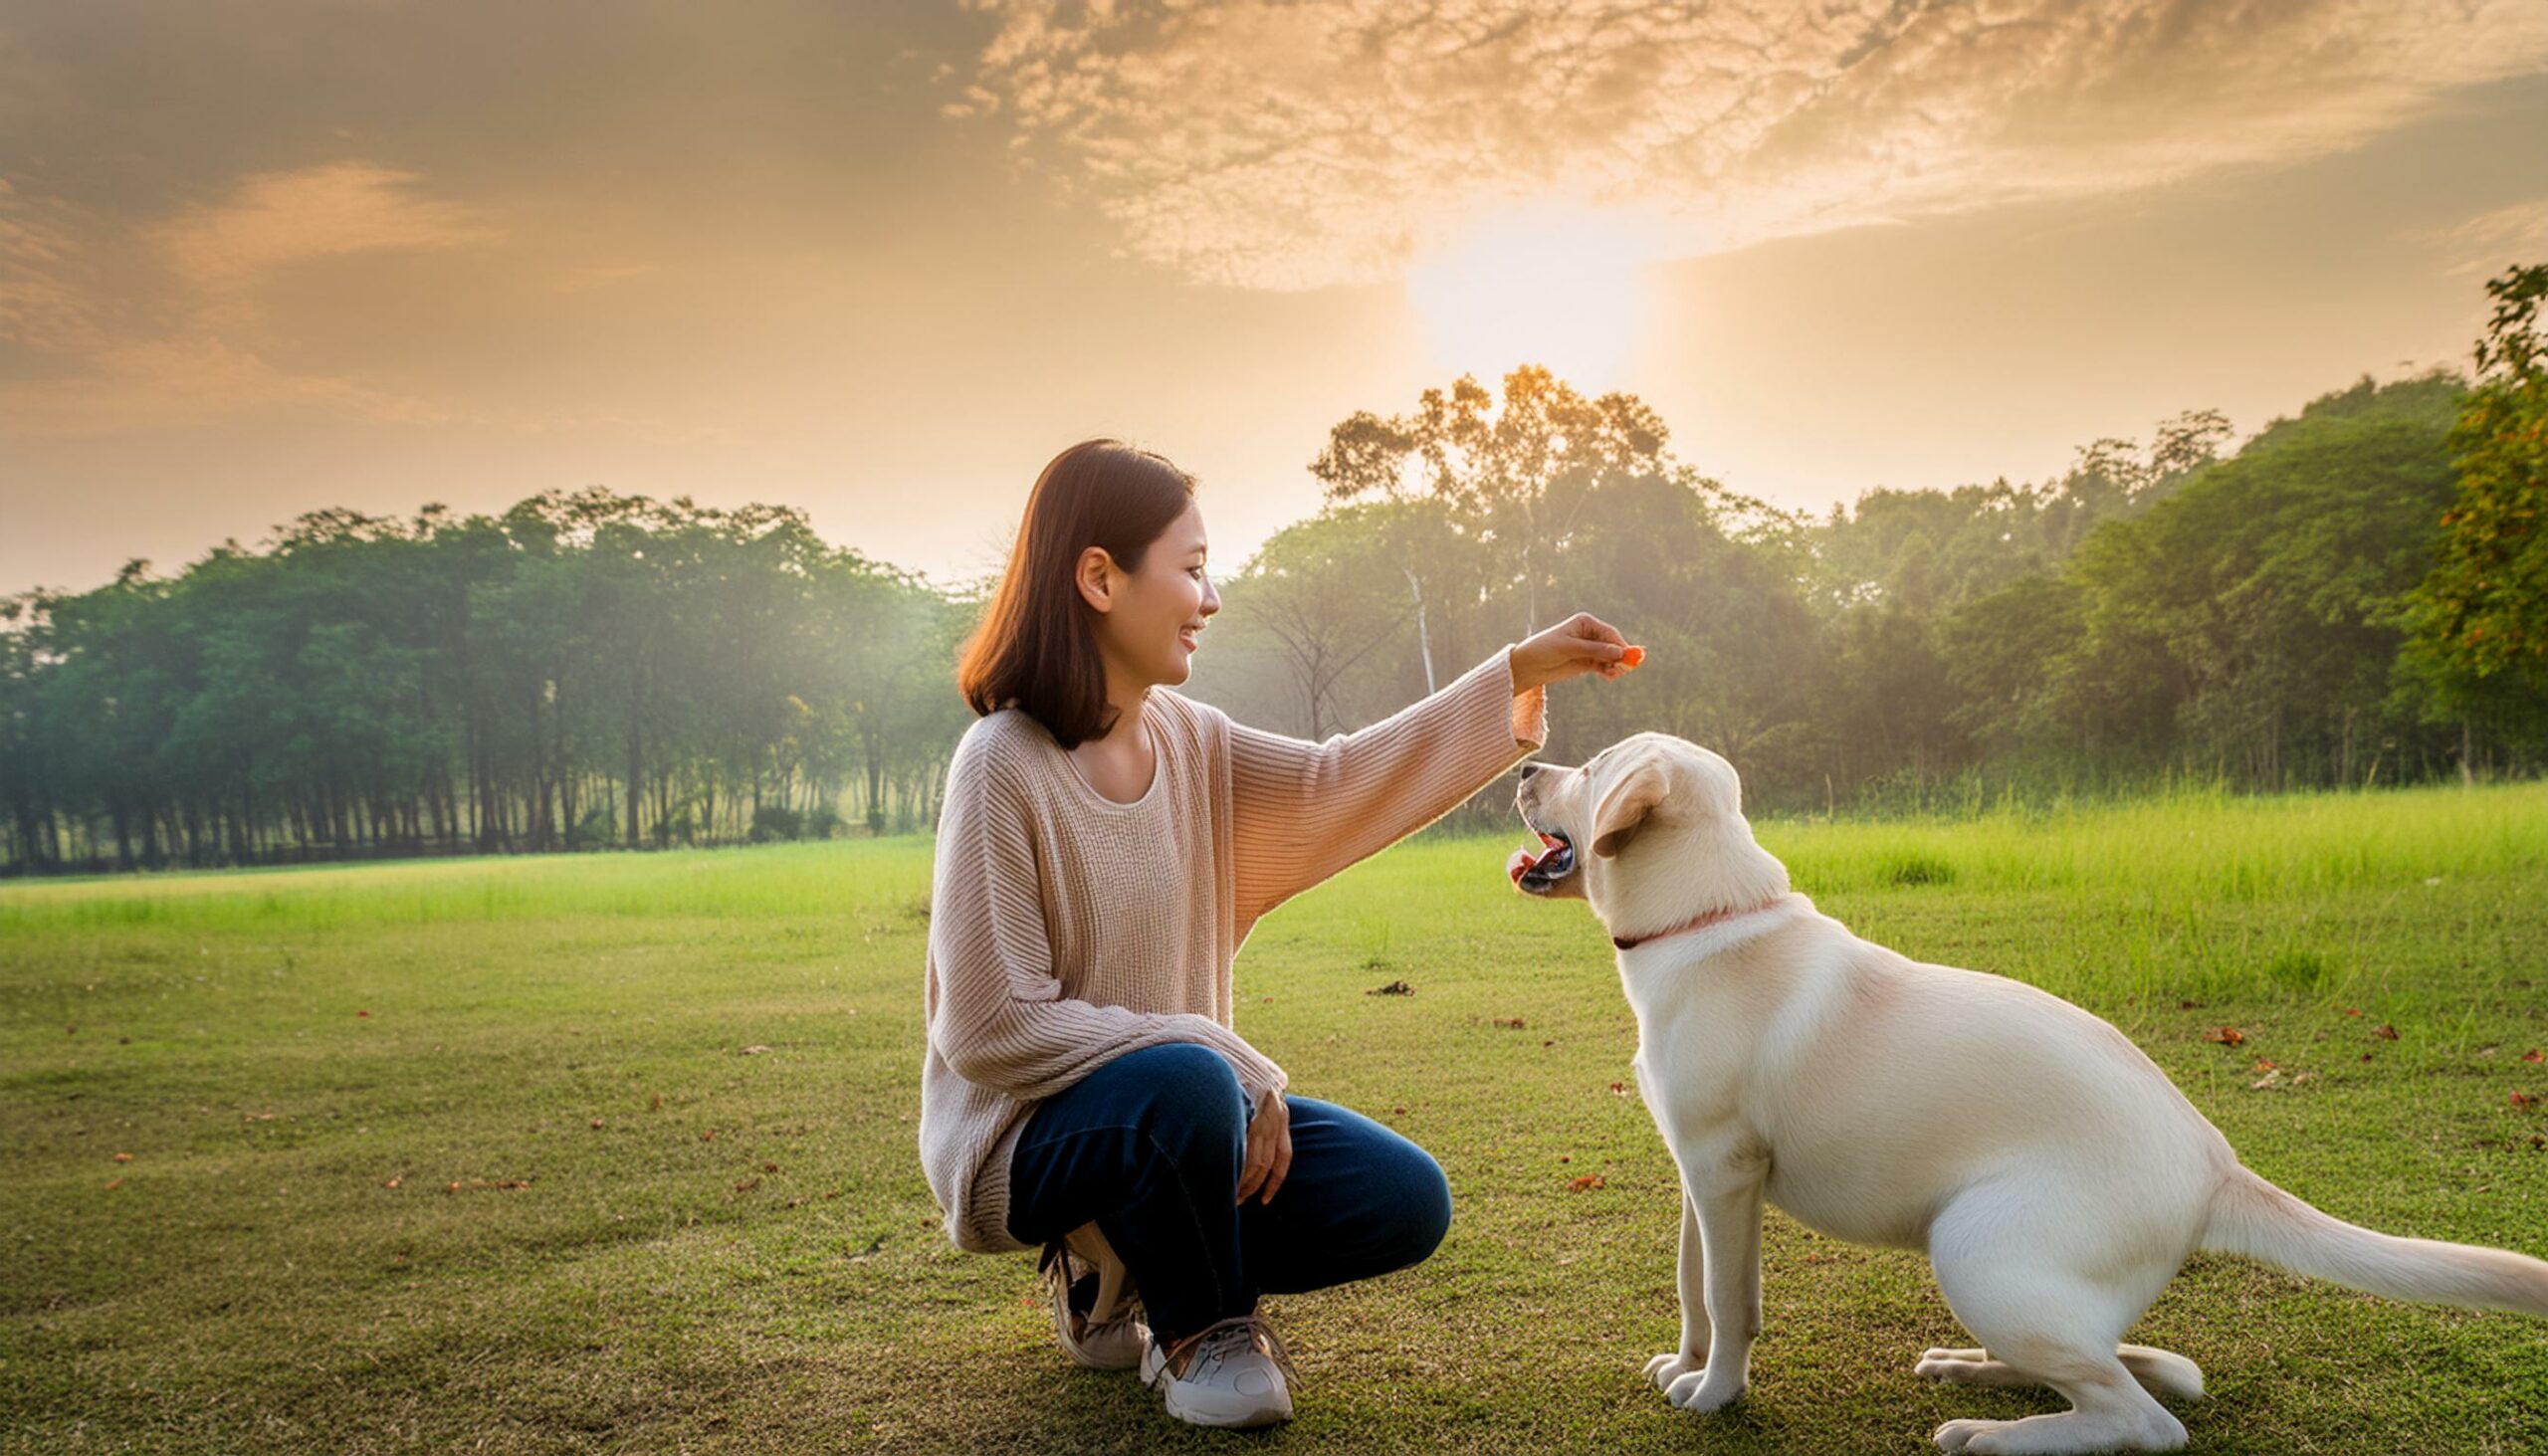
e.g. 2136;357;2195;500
1236;1087;1292;1205
1511;611;1636;694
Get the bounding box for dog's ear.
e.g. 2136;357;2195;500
1590;755;1668;859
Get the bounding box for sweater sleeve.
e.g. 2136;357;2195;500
926;747;1288;1107
1227;643;1548;927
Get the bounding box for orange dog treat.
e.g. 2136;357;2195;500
1620;645;1645;667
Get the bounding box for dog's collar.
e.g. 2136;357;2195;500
1611;894;1791;951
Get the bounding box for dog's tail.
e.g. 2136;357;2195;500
2200;1165;2548;1316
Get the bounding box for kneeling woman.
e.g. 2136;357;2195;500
918;438;1631;1429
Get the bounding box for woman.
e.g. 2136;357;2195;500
919;438;1632;1429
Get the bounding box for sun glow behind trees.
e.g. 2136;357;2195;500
1403;206;1658;389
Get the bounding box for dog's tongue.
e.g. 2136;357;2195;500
1507;830;1562;887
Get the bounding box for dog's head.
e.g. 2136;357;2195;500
1509;732;1789;938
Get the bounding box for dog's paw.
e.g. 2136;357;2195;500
1663;1365;1746;1413
1642;1351;1705;1390
1932;1418;2002;1452
1916;1349;2010;1385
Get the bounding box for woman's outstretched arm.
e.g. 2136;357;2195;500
1223;612;1633;928
1225;641;1547;928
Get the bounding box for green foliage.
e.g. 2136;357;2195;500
2406;264;2548;711
1;491;974;872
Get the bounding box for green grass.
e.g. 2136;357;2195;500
3;782;2545;1453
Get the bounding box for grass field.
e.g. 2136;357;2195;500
4;783;2546;1454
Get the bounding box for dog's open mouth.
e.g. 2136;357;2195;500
1508;825;1576;890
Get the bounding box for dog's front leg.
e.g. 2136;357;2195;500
1659;1171;1764;1413
1643;1188;1709;1391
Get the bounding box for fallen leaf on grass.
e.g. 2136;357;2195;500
356;1010;371;1018
2342;1006;2363;1017
105;1177;124;1190
2250;1069;2283;1091
2514;1092;2539;1111
2252;1059;2277;1073
761;1161;779;1173
2203;1027;2245;1047
1366;980;1414;996
589;1119;605;1129
383;1176;402;1189
740;1045;772;1056
2523;1049;2544;1064
735;1177;761;1192
700;1129;718;1142
1567;1174;1605;1192
112;1151;132;1163
1493;1017;1527;1030
1608;1082;1626;1096
445;1178;531;1192
650;1093;663;1111
2373;1024;2400;1041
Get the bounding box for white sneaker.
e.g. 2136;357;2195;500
1139;1315;1299;1429
1039;1229;1147;1370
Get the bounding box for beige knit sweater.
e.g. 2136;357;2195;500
919;643;1549;1254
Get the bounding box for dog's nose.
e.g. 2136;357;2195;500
1519;761;1541;780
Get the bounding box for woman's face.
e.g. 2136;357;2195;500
1080;498;1219;696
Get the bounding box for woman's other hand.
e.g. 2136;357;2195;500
1511;612;1636;693
1236;1087;1292;1205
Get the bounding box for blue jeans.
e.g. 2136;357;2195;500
1003;1042;1453;1348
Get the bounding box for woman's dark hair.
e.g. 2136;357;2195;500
956;438;1198;749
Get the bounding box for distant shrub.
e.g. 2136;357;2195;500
806;806;843;840
750;805;804;843
2262;945;2334;992
1879;851;1958;887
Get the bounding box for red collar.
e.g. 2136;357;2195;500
1611;894;1791;951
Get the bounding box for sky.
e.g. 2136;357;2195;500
5;0;2548;600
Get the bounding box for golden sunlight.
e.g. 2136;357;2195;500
1403;205;1654;387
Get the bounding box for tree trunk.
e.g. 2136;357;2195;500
1403;564;1436;695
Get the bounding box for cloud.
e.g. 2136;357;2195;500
2408;198;2548;277
0;332;476;436
0;160;502;436
946;0;2548;290
149;160;504;296
0;175;109;356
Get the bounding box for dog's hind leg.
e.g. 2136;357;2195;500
1924;1199;2188;1453
2114;1347;2203;1402
1916;1345;2203;1402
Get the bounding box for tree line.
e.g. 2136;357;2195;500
0;491;977;873
4;266;2542;874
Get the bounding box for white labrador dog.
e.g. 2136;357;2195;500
1506;732;2548;1454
